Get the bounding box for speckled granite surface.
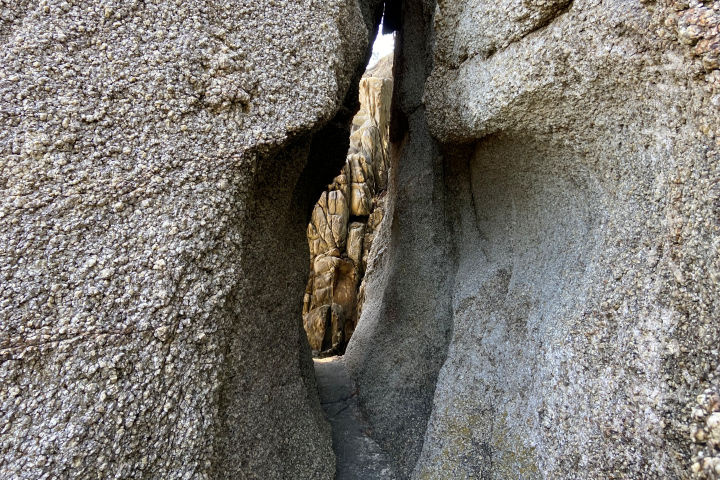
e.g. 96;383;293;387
0;0;382;477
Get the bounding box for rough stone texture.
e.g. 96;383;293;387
4;0;720;478
314;356;400;479
671;1;720;73
303;63;392;354
418;0;720;475
691;389;720;478
0;0;382;478
348;0;720;478
345;1;455;476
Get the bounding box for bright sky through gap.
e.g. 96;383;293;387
367;29;394;68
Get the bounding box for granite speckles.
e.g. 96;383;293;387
0;0;382;477
691;389;720;479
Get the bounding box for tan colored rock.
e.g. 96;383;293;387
330;305;345;349
303;54;393;355
331;260;358;317
304;306;332;352
305;253;359;353
308;189;350;257
311;254;342;307
351;113;371;134
367;205;384;231
348;153;375;192
350;182;373;216
364;52;393;79
327;190;350;247
347;223;366;266
330;163;352;206
358;77;393;136
303;286;313;316
361;124;389;191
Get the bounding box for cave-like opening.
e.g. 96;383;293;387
302;26;395;358
300;21;403;480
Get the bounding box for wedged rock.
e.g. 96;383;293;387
352;113;371;133
0;0;384;477
330;303;346;351
303;286;313;317
331;163;353;208
364;50;394;79
350;122;367;149
327;190;351;247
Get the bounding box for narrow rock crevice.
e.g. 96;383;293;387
2;0;720;479
345;1;456;477
302;55;394;357
315;357;400;479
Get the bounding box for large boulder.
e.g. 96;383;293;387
348;0;720;478
0;0;382;478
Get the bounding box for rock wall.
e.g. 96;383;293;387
348;0;720;478
0;0;382;478
303;58;393;355
3;0;719;478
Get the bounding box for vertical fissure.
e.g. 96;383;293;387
302;32;395;358
302;14;406;479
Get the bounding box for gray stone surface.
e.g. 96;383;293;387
3;0;719;478
314;356;399;479
344;1;455;477
0;0;382;478
418;0;720;476
348;0;720;478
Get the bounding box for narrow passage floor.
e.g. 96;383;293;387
314;357;399;480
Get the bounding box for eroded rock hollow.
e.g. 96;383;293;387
1;0;720;479
346;0;720;478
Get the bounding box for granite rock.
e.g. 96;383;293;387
0;0;383;478
348;0;720;478
303;59;393;355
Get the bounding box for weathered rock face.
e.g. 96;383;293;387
0;0;382;478
691;389;720;478
345;2;455;475
347;0;720;478
303;63;392;354
3;0;720;478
